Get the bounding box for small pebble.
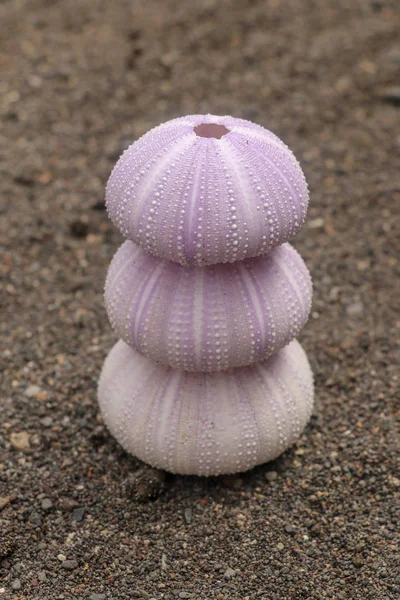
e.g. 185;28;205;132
221;474;243;488
0;496;13;511
89;595;106;600
92;200;106;210
11;579;21;590
41;498;53;510
72;507;86;522
161;554;168;571
69;219;89;238
24;385;41;397
266;471;278;482
281;566;290;573
224;567;236;579
178;593;192;599
308;217;325;229
352;555;364;568
62;559;78;570
127;467;166;502
346;301;364;317
29;512;42;526
10;432;31;451
184;507;192;524
40;416;53;427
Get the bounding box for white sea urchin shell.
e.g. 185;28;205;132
98;339;314;476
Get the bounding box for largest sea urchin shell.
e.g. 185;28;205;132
98;339;314;476
105;240;312;372
106;114;309;266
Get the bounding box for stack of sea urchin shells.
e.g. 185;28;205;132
98;114;314;476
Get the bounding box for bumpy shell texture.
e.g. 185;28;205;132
106;114;309;266
105;240;312;372
98;339;314;476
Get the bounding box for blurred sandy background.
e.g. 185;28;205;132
1;1;399;599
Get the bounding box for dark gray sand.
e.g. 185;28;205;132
1;1;399;598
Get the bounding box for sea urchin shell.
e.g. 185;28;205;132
105;114;309;266
98;339;314;476
105;240;312;372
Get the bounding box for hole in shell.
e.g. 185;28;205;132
194;123;230;139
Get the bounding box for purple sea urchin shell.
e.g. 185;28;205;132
99;113;314;475
105;240;312;371
98;339;314;476
106;114;309;266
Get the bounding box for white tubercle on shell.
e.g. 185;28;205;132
98;339;314;476
105;240;312;372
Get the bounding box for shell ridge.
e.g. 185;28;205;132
106;128;190;230
218;137;261;258
237;261;268;361
136;263;181;362
254;360;287;456
163;268;187;368
105;241;140;291
153;369;183;471
133;133;196;246
233;135;305;234
234;370;262;472
167;142;202;264
192;267;205;369
272;244;312;318
182;141;206;262
216;263;243;369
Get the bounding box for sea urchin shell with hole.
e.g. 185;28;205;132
104;240;312;372
105;114;309;266
98;339;314;476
